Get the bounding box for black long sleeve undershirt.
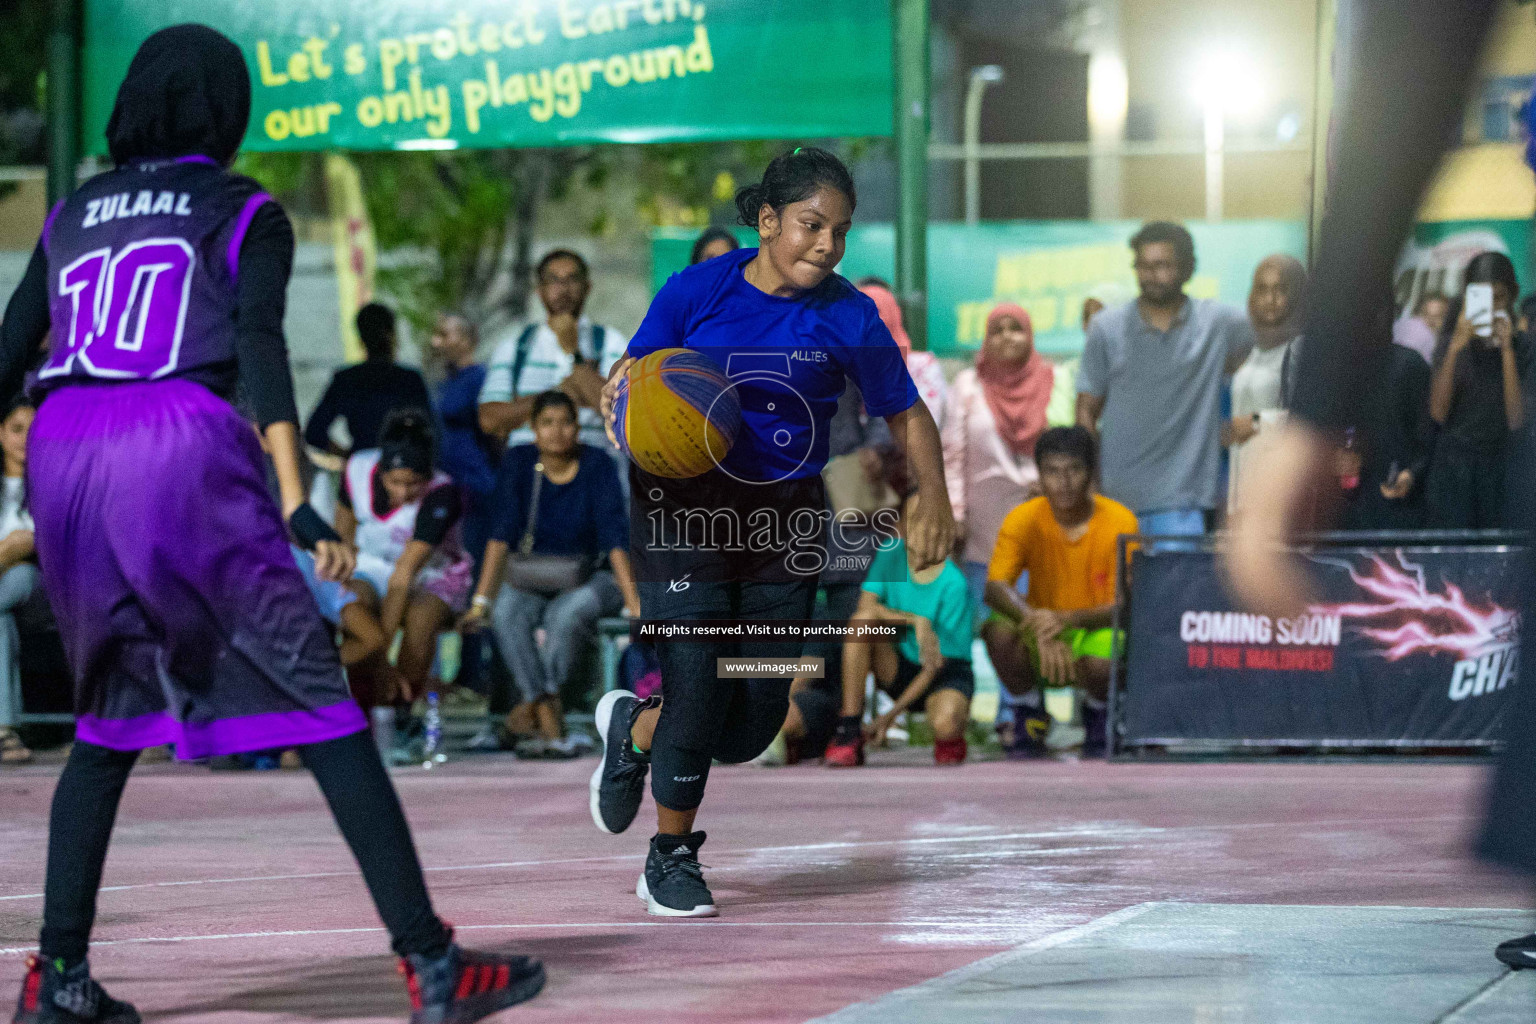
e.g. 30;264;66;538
0;198;301;428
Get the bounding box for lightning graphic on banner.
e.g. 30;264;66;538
1309;552;1517;662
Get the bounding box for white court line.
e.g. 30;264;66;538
0;813;1469;905
806;902;1164;1022
0;920;1071;957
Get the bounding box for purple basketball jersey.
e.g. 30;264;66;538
38;156;271;390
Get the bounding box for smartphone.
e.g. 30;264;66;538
1466;282;1494;338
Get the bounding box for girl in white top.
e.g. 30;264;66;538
0;398;38;763
1226;255;1306;513
337;409;473;702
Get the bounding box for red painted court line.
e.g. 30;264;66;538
0;754;1525;1023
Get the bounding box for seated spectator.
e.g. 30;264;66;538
691;226;741;265
981;427;1137;759
290;544;394;706
818;494;975;768
305;302;432;459
462;391;640;758
336;410;474;711
0;398;42;765
1426;252;1530;528
1227;255;1306;513
944;303;1054;605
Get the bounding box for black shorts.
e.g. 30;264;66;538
881;655;975;703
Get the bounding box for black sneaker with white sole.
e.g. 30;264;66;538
590;690;658;835
1495;932;1536;970
637;831;717;917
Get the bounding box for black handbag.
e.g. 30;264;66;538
503;460;594;596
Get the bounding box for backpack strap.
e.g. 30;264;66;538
510;324;539;397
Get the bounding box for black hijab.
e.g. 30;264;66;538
106;24;251;166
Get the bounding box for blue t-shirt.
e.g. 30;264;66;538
434;363;497;499
627;248;919;483
489;443;629;557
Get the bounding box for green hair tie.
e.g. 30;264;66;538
792;147;803;155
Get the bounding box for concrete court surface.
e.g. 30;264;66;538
1;751;1532;1022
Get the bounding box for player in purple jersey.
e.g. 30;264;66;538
4;26;541;1024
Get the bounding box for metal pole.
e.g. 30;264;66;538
963;76;983;226
1203;101;1224;222
46;0;80;206
962;66;1002;226
892;0;929;350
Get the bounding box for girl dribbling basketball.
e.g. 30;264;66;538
589;147;955;916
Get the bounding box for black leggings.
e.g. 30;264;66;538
642;576;818;811
39;730;449;965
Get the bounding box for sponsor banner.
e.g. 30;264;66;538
82;0;891;153
1122;546;1527;746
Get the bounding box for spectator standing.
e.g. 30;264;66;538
478;250;627;455
691;227;741;265
943;303;1053;602
0;398;41;765
1344;340;1436;529
1394;293;1449;366
1227;255;1306;512
1076;222;1254;535
462;391;640;757
304;303;432;457
981;427;1137;758
1426;251;1530;528
429;312;497;697
859;280;949;427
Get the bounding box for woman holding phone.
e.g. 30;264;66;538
1424;251;1529;528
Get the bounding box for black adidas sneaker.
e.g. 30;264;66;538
637;831;718;918
399;943;544;1024
13;956;139;1024
590;690;658;835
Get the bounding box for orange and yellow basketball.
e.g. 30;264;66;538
614;348;741;478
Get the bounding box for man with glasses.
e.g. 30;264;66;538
479;249;627;457
1074;222;1254;536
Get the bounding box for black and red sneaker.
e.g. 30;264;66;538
13;955;139;1024
399;943;544;1024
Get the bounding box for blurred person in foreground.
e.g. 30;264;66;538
1226;255;1306;514
1223;0;1536;970
981;427;1135;759
1077;223;1253;536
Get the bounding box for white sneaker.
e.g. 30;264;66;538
465;722;502;752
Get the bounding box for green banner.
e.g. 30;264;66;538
82;0;892;153
1397;219;1536;313
653;220;1308;358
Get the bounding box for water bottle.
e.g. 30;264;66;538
422;691;446;768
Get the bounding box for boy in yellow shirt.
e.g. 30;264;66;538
983;427;1137;757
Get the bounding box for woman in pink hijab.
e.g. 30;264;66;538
859;281;949;426
942;302;1055;600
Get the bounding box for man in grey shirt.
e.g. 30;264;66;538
1075;222;1254;535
